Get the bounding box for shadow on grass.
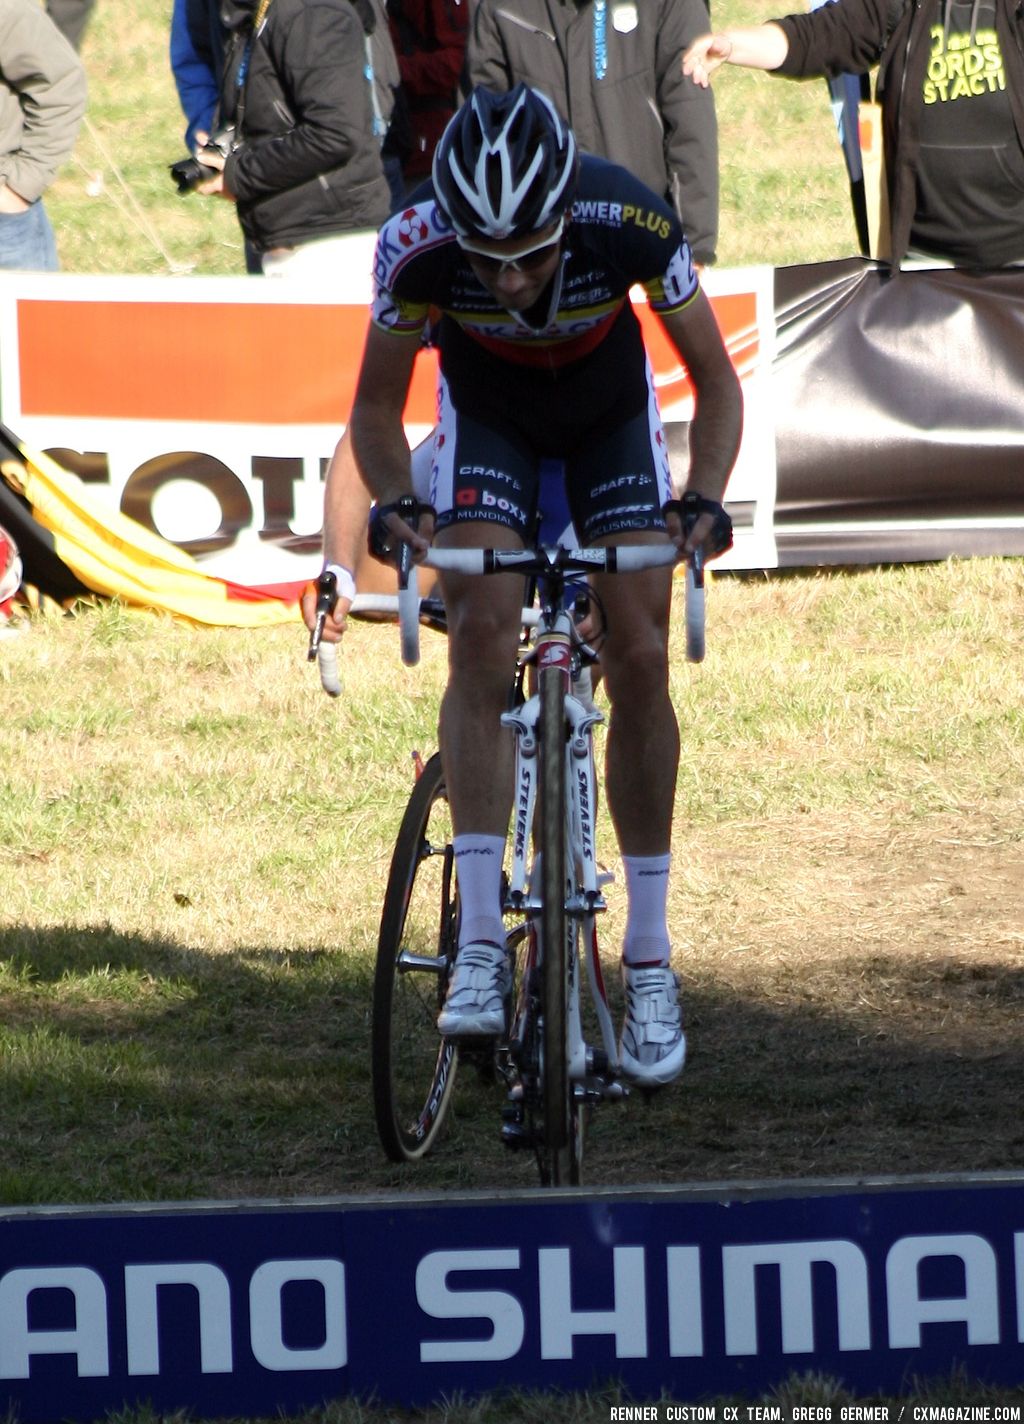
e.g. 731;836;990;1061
1;923;1022;1206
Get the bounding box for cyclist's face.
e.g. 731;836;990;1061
459;218;564;310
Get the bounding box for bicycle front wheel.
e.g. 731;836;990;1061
372;752;459;1162
538;662;581;1186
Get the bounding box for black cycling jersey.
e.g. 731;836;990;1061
371;154;698;540
372;155;696;402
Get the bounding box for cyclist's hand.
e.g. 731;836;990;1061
663;493;733;561
368;496;436;566
301;565;356;644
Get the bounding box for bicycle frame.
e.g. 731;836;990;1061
501;599;619;1076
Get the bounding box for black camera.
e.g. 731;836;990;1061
169;126;236;195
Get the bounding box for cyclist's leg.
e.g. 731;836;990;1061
567;398;686;1085
431;395;536;1035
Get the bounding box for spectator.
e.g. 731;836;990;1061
45;0;93;52
169;0;224;153
384;0;468;198
0;0;86;271
683;0;1024;268
194;0;394;276
467;0;719;265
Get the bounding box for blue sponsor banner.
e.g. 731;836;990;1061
1;1174;1023;1420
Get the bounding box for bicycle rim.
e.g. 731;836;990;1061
538;662;575;1185
371;752;459;1162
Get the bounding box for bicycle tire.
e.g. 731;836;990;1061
371;752;459;1162
538;662;578;1185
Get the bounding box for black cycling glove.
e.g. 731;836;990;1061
368;495;437;563
663;492;733;559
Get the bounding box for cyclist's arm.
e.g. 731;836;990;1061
301;323;422;639
300;428;372;639
348;324;435;555
657;289;743;552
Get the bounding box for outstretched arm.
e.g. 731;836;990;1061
682;23;790;87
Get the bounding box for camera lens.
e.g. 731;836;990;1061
169;156;207;194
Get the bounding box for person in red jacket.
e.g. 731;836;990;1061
385;0;468;195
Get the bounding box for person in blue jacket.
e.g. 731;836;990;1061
169;0;223;154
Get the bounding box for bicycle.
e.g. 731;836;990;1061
310;533;708;1186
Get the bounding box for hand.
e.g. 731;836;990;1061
664;505;716;556
368;497;436;566
682;33;733;87
193;147;235;200
663;493;733;561
301;580;352;644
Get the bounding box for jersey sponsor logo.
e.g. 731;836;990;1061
457;465;523;491
453;507;521;528
601;502;655;517
571;198;672;241
481;490;527;524
396;208;431;247
589;515;653;534
591;473;651;498
374;201;451;287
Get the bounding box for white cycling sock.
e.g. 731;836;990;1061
622;853;672;966
453;834;506;949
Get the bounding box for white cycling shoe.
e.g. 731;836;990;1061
619;963;687;1088
437;940;510;1038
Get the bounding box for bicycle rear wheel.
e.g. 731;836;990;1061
537;662;582;1186
372;752;459;1162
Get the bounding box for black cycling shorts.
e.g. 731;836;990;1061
427;366;674;545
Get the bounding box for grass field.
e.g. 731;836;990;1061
6;3;1024;1422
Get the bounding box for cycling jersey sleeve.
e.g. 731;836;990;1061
369;200;448;337
371;283;431;337
642;243;699;316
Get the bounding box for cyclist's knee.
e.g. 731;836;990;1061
447;606;518;683
601;627;670;704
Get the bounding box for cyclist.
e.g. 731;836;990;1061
310;84;742;1088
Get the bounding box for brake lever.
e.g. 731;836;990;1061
307;568;338;662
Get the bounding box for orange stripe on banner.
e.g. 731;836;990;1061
18;290;754;428
17;299;439;427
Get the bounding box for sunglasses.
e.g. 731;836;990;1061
458;217;565;276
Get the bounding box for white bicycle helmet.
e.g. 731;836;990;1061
432;84;578;241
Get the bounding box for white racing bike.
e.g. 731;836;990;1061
309;529;710;1186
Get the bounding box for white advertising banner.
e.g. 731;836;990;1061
0;242;779;599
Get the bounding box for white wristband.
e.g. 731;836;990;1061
324;564;357;604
